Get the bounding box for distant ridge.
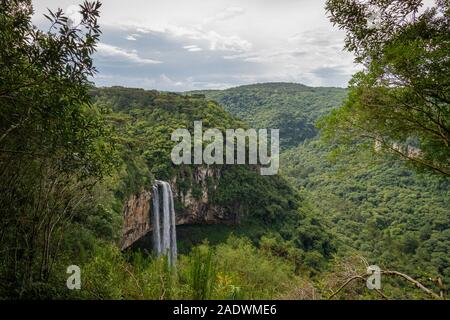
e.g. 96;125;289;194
193;82;347;149
187;82;348;95
225;82;312;91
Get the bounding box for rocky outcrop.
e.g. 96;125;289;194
121;190;152;250
121;166;234;250
171;166;229;225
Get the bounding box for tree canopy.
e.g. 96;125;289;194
0;0;117;296
323;0;449;176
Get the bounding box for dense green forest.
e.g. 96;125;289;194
283;141;449;285
200;82;448;278
193;83;348;150
0;0;448;300
199;82;449;299
90;86;334;260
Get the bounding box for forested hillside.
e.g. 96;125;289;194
91;87;334;260
193;83;347;149
0;79;335;299
200;82;449;298
283;142;449;292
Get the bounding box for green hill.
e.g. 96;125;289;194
190;82;347;149
193;82;449;296
90;86;334;258
282;141;449;289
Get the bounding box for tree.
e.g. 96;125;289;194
0;1;116;296
322;0;449;176
0;0;108;174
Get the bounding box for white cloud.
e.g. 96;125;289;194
127;23;252;52
125;34;140;41
204;30;251;51
96;43;162;64
189;48;203;52
66;4;82;27
183;45;203;52
203;6;245;24
223;52;254;60
33;0;361;90
160;74;183;87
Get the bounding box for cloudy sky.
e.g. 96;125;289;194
32;0;361;91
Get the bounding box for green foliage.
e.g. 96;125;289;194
213;236;298;299
186;246;216;300
323;0;450;176
80;243;129;299
70;243;179;299
0;1;119;298
91;86;242;182
91;86;333;258
63;236;300;300
0;0;112;179
204;73;449;298
193;83;347;150
282;139;449;291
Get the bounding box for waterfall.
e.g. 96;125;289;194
168;185;177;265
151;185;161;254
152;180;177;265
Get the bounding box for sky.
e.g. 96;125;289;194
32;0;363;91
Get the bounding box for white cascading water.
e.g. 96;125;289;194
151;185;161;255
152;180;177;265
168;185;177;264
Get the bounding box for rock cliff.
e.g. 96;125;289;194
121;166;234;250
